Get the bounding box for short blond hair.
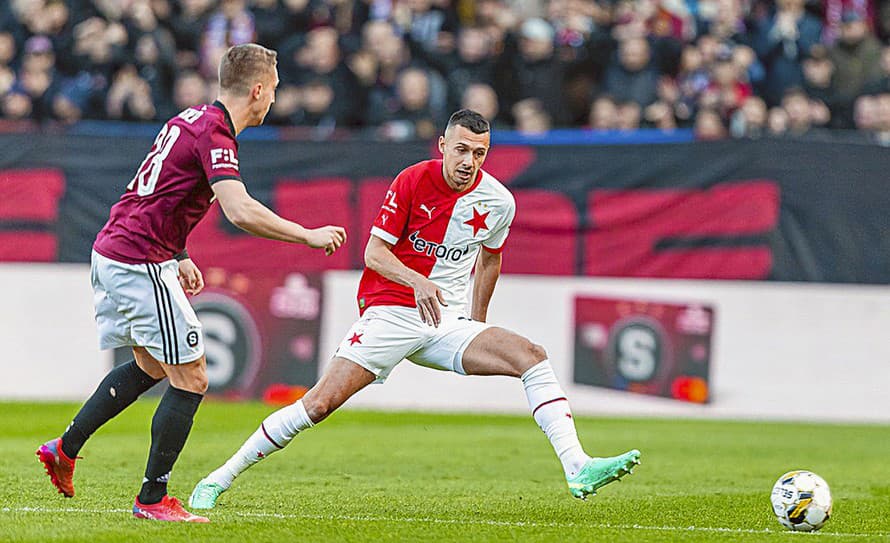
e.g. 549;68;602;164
218;44;277;95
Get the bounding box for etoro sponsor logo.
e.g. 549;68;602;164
409;231;470;261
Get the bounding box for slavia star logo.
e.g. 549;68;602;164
464;206;490;236
349;333;363;346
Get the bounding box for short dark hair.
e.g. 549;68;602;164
219;44;277;95
446;109;490;134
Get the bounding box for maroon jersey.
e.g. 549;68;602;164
93;101;242;264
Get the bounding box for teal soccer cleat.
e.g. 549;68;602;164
566;449;641;500
189;478;227;510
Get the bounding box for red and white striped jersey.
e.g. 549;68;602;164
357;159;515;315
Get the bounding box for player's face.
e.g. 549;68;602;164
438;125;490;192
252;67;278;126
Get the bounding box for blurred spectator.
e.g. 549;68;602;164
700;51;752;121
17;36;57;122
730;95;768;137
694;107;727;139
378;67;438;140
589;94;618;129
801;44;842;126
290;78;339;134
753;0;823;105
768;105;790;134
829;10;882;109
512;97;552;134
497;18;568;125
0;31;17;68
854;93;879;131
106;66;157;122
615;99;641;130
781;87;813;134
862;45;890;96
291;26;361;125
461;82;503;127
0;0;885;137
409;26;497;111
200;0;256;77
172;70;209;111
393;0;457;53
3;90;32;119
603;37;660;107
169;0;213;66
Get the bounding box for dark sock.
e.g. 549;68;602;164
138;386;203;504
61;360;161;458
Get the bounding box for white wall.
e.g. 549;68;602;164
321;271;890;423
0;264;111;400
3;265;889;422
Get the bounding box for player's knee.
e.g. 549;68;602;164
302;397;333;423
513;340;547;373
529;342;548;363
192;372;209;394
175;366;208;394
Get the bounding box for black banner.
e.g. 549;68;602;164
1;132;888;283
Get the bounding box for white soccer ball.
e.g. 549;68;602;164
770;470;833;532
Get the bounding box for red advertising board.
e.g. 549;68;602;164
573;296;714;403
189;268;324;400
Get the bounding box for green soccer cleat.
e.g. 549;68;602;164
188;478;227;510
567;449;641;500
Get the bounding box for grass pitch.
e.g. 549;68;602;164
1;401;888;542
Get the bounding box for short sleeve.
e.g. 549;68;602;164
196;122;242;185
370;170;413;245
482;194;516;253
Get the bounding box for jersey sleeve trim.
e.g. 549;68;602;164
482;244;505;254
209;175;243;185
370;226;399;245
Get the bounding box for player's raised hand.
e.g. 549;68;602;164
177;258;205;295
413;277;447;327
306;225;347;255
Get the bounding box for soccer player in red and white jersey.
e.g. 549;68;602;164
190;110;640;510
35;44;346;522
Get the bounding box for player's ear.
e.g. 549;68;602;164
438;135;445;155
251;82;263;100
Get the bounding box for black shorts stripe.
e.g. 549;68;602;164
145;263;170;364
156;264;180;364
152;263;180;365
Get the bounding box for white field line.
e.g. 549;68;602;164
2;506;887;539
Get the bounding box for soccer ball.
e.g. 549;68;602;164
770;470;832;531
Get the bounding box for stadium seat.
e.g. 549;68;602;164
190;178;353;271
0;169;65;261
584;181;780;279
502;189;578;275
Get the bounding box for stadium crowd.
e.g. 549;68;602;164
2;0;890;141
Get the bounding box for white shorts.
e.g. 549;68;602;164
91;250;204;365
334;305;492;382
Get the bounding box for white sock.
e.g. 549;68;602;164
207;400;315;488
521;360;589;478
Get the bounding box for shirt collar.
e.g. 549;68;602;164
212;100;237;138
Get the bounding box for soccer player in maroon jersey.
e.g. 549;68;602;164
189;110;640;510
36;44;346;522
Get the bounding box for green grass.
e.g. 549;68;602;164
1;401;889;542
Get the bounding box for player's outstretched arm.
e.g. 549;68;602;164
470;249;502;322
212;179;346;254
364;235;447;327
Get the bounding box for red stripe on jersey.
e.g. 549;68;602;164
357;160;480;314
